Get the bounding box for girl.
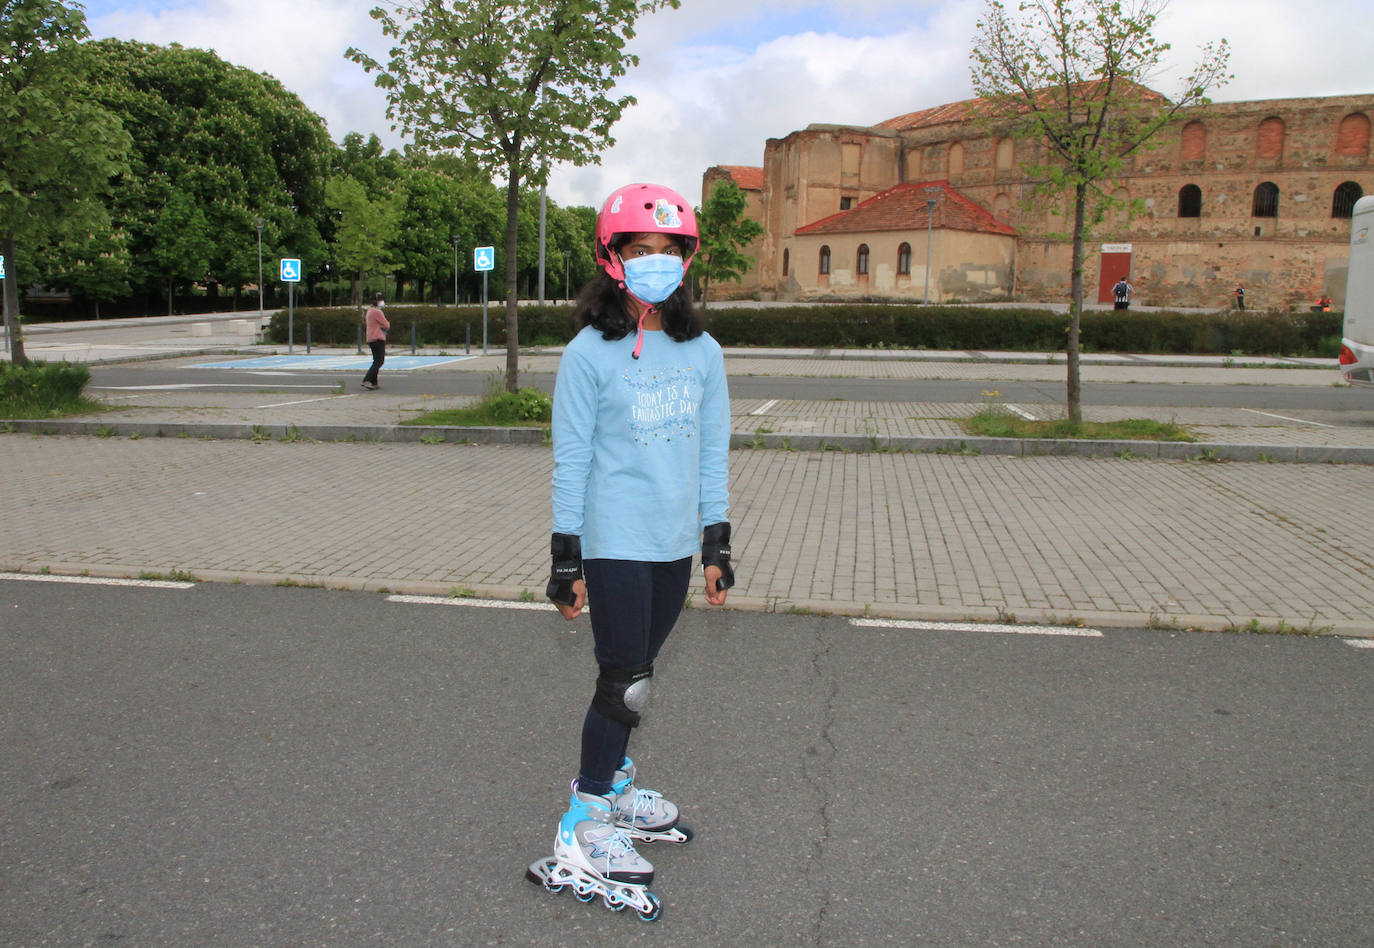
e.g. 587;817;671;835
526;183;735;920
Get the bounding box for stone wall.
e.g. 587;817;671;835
745;93;1372;307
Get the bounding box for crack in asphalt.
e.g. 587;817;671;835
801;623;840;944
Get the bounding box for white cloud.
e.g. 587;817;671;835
84;0;1373;213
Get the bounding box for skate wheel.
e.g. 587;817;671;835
602;891;627;912
676;822;695;843
636;891;663;923
575;887;597;903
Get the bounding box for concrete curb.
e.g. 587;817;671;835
5;418;1372;462
728;430;1374;463
3;563;1370;637
0;419;545;445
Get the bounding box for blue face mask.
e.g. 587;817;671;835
622;253;684;304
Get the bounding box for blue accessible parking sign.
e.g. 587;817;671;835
280;258;301;282
474;247;494;272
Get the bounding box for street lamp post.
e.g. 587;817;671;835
452;236;460;306
923;187;940;305
254;217;265;315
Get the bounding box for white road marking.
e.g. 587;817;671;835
92;383;334;391
256;394;360;409
387;594;568;612
1240;408;1335;428
0;572;196;589
850;617;1104;637
1005;404;1038;420
1343;638;1374;649
749;399;779;416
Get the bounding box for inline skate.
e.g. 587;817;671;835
609;757;694;845
526;783;664;922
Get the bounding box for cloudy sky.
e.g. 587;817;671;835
82;0;1372;210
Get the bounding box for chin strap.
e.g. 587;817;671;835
630;303;658;360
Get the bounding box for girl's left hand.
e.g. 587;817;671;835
704;565;728;606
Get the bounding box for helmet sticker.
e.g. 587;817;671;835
610;196;623;214
653;199;682;229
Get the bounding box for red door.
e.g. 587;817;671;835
1097;247;1132;303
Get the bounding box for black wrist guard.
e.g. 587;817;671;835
546;533;583;607
701;521;735;591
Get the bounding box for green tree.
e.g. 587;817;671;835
326;175;400;305
82;39;333;309
970;0;1230;421
40;228;131;318
148;188;213;315
347;0;679;391
1;0;130;362
391;153;504;303
696;179;764;309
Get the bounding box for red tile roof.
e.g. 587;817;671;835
876;81;1166;132
717;165;764;191
795;181;1016;237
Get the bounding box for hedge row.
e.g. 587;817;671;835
266;304;1344;357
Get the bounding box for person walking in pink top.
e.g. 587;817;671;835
362;292;389;390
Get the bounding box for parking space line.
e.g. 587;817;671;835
1241;408;1335;428
257;394;360;409
387;594;563;612
1343;638;1374;649
851;617;1104;637
0;572;197;589
750;399;779;416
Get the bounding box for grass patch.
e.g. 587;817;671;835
964;408;1195;442
403;380;552;427
0;360;104;418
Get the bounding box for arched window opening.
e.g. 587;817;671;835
897;243;912;275
1257;117;1285;159
1336;113;1371;158
1252;182;1279;218
1333;181;1363;218
782;248;790;277
1178;184;1202;218
995;138;1014;171
856;244;870;276
948;142;965;180
819;245;830;275
1181;120;1206;161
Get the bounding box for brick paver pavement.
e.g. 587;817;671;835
4;435;1372;634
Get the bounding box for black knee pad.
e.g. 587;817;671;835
592;663;653;728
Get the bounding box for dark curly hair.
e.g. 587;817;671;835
572;235;703;343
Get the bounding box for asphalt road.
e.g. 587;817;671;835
88;361;1374;415
4;578;1371;946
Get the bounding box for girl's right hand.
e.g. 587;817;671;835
556;579;587;620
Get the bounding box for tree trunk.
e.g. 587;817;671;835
503;161;522;392
1066;181;1087;424
2;235;28;365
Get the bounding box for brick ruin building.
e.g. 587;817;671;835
702;91;1372;309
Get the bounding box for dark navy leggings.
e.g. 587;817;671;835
577;557;692;795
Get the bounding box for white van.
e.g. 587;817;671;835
1340;195;1374;386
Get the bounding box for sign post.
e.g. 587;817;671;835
280;258;301;353
1;254;8;356
474;246;494;355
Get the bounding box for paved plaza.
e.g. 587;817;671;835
4;319;1373;634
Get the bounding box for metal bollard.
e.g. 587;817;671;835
356;323;363;355
411;321;417;355
306;322;311;354
465;323;471;355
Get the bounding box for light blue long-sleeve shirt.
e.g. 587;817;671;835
551;324;730;561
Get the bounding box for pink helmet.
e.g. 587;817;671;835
595;182;699;283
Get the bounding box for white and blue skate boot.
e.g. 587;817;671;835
609;758;693;844
526;784;663;922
